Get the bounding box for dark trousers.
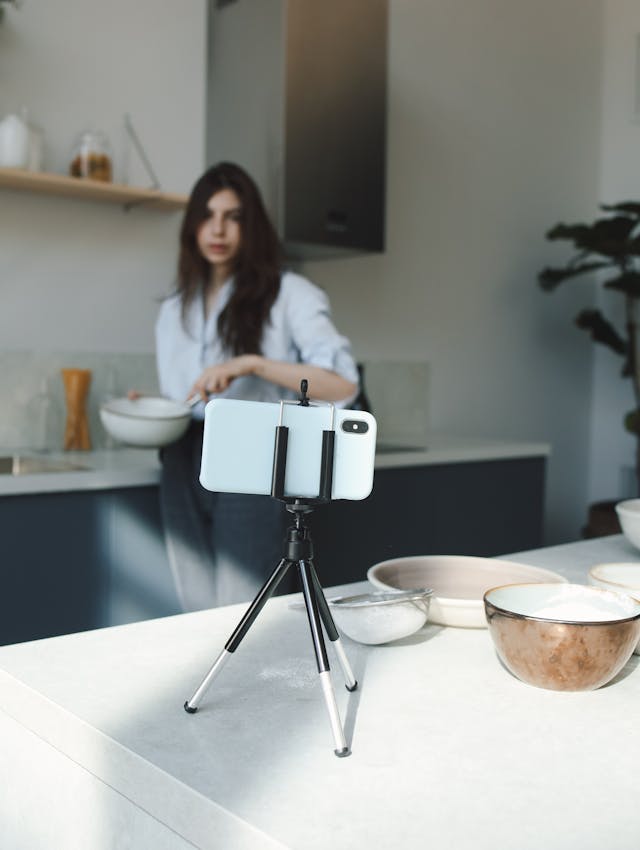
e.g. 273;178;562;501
159;421;290;611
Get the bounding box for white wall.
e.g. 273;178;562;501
0;0;207;353
303;0;603;543
0;0;608;543
589;0;640;503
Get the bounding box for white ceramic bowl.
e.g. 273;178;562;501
484;583;640;691
100;396;191;448
328;589;432;645
588;561;640;654
615;500;640;551
367;555;567;628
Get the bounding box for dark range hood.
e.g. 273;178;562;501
206;0;388;259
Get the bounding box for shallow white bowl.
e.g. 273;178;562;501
615;500;640;551
100;396;191;448
328;589;432;645
367;555;567;628
588;561;640;654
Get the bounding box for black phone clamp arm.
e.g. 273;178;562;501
270;381;336;505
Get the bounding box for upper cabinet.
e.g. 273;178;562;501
0;167;188;212
207;0;388;259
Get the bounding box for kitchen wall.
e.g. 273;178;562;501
0;0;207;354
588;0;640;503
302;0;603;544
0;0;609;544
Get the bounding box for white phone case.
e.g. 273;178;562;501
199;398;376;501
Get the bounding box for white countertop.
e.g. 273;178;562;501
0;433;550;496
0;535;636;849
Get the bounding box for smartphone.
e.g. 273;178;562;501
199;398;376;500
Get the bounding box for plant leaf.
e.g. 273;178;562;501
601;201;640;218
624;409;640;435
628;234;640;256
538;261;611;291
546;223;592;245
547;216;637;258
574;309;627;355
604;271;640;297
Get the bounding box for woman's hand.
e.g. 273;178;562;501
190;354;260;400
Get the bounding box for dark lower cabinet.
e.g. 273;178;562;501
0;491;105;645
309;457;546;589
0;456;545;645
0;487;179;646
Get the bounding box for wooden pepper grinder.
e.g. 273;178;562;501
61;368;92;450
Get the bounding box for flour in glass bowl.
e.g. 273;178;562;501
531;587;640;622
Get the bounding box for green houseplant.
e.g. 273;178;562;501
538;201;640;502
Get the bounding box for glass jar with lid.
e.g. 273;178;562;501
69;129;112;182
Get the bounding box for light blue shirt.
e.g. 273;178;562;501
156;271;358;417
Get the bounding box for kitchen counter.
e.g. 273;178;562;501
0;433;550;496
0;534;637;849
0;447;161;496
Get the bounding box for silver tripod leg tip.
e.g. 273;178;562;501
184;649;232;713
319;670;348;754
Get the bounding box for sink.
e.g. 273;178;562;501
376;443;427;455
0;455;91;475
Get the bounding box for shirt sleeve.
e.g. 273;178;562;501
283;274;359;389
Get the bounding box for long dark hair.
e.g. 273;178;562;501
177;162;282;355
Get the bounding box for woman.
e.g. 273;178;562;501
157;162;359;611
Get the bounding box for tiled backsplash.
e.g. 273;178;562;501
0;352;429;452
0;351;159;451
360;360;430;446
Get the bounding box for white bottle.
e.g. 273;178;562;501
103;363;119;449
0;112;30;168
22;108;44;172
27;377;60;452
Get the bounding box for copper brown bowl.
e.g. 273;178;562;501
484;583;640;691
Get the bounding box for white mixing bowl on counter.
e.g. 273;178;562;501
615;499;640;551
100;396;192;448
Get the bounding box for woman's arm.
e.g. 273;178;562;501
190;354;357;402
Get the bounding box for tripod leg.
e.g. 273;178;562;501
185;558;291;713
309;565;358;692
299;560;350;758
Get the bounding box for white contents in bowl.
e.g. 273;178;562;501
327;590;432;644
530;587;639;622
486;583;640;623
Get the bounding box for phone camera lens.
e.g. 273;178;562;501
341;419;368;435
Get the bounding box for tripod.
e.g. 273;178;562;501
184;384;358;757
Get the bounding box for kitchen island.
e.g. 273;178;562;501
0;534;637;849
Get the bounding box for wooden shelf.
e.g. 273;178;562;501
0;167;188;211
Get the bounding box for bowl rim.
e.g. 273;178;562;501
615;498;640;515
588;562;640;592
329;589;433;608
100;397;191;422
483;581;640;625
367;555;567;608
